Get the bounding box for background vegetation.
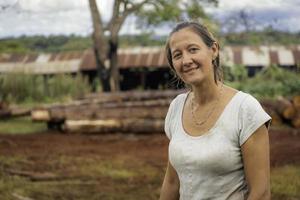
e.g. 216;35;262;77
225;65;300;98
0;73;91;104
0;29;299;54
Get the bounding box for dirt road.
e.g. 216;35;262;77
0;126;299;199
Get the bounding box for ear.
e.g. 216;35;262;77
211;42;219;59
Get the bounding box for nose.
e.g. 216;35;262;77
182;53;193;67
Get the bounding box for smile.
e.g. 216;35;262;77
183;66;200;73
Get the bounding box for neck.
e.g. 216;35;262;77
191;79;222;105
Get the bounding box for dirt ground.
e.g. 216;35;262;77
0;126;299;199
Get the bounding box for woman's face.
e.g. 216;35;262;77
169;28;218;86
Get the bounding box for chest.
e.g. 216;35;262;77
169;130;242;175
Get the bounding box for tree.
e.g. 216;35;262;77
88;0;218;91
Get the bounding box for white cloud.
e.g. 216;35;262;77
0;0;299;38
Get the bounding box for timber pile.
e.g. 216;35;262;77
31;91;300;133
261;95;300;129
31;90;184;133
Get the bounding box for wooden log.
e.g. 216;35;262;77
31;109;50;122
271;97;298;121
292;112;300;129
49;99;171;121
60;106;167;120
292;95;300;109
81;89;185;102
63;118;164;133
10;107;31;117
275;97;293;115
282;105;296;120
0;109;11;118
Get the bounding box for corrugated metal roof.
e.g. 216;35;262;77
243;46;270;66
0;45;299;74
277;46;294;66
0;51;82;74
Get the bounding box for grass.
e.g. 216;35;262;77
271;165;300;200
0;117;47;134
0;152;298;199
0;155;161;200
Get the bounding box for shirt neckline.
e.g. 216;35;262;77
180;90;242;139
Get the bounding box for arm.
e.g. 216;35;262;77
159;161;180;200
241;125;271;200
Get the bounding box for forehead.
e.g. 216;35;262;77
169;28;206;50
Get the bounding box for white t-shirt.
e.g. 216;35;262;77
165;91;271;200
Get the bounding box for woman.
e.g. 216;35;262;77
160;21;271;200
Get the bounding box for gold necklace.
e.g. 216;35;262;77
190;84;224;126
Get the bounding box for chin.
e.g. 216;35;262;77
181;74;205;85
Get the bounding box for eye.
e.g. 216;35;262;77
172;52;181;60
189;47;199;53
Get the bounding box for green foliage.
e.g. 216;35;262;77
0;40;28;53
226;65;300;98
223;30;300;46
0;73;91;104
224;65;248;82
135;0;217;29
0;35;92;54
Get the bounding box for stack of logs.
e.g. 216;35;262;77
261;95;300;129
31;90;184;133
31;91;300;133
0;101;31;119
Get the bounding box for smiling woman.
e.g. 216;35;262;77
160;21;272;200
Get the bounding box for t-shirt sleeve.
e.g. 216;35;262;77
238;94;271;146
164;98;177;140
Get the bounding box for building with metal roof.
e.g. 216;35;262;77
0;45;299;90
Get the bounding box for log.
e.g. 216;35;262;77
271;97;298;120
292;117;300;129
275;97;293;115
47;99;171;121
292;95;300;109
31;109;50;122
0;109;11;118
10;107;31;117
63;118;164;133
282;105;296;120
291;111;300;128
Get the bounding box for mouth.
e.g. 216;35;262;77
182;66;200;73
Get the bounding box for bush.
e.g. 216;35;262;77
226;65;300;98
0;73;91;104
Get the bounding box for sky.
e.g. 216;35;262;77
0;0;299;38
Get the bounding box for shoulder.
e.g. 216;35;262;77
169;92;189;109
239;92;262;110
237;92;271;145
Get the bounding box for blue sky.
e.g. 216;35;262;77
0;0;299;38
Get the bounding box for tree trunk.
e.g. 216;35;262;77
88;0;111;91
109;38;120;91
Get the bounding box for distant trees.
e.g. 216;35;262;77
0;35;92;53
